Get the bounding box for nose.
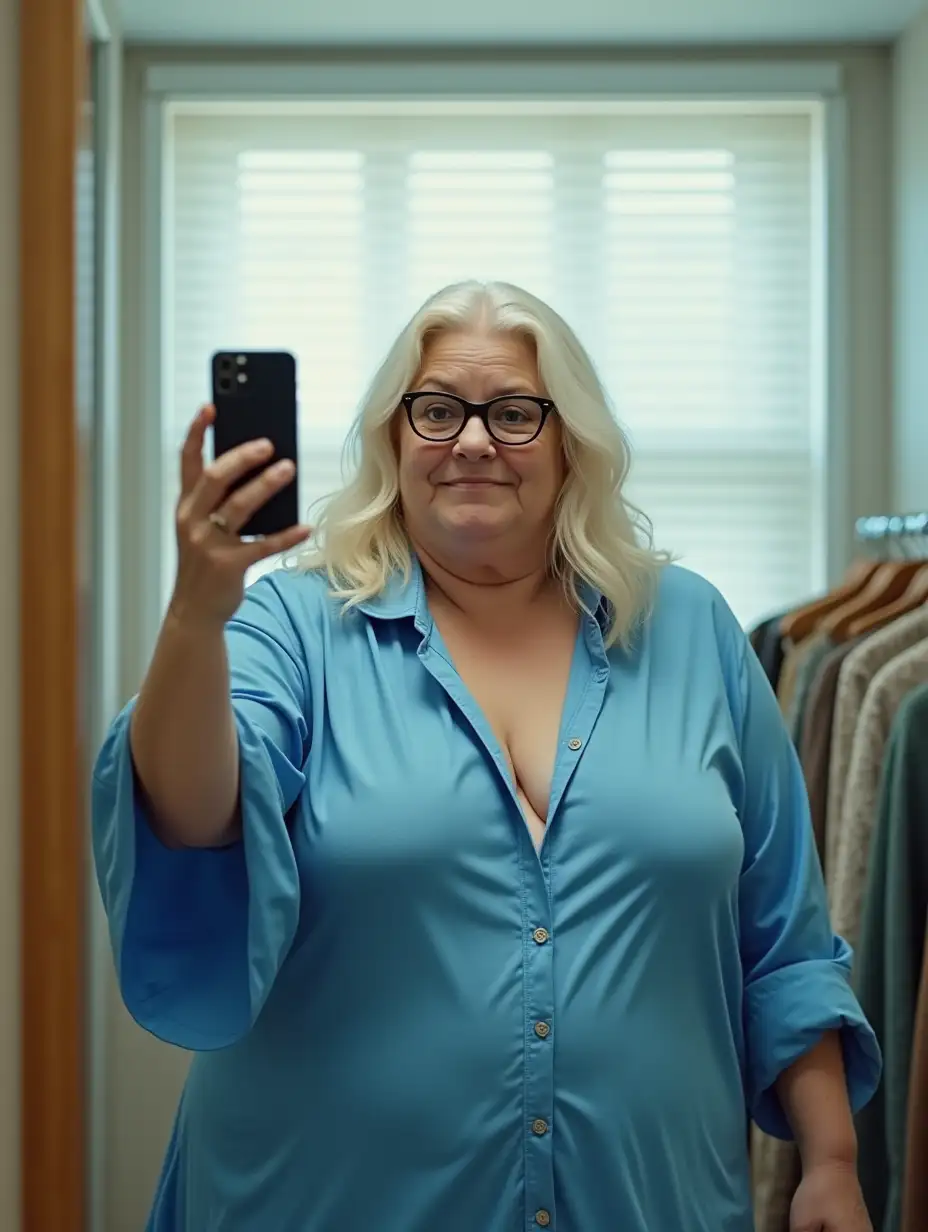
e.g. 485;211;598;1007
452;415;496;460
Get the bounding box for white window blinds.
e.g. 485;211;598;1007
164;102;824;627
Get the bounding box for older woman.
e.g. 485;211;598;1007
93;281;880;1232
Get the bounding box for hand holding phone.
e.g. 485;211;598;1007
170;403;310;631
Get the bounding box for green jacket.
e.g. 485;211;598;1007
854;683;928;1231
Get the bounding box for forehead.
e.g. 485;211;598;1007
417;328;539;381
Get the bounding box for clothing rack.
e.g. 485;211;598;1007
855;512;928;542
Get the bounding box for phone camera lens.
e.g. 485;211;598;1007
217;375;234;394
218;355;235;374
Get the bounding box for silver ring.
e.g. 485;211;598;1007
208;511;232;534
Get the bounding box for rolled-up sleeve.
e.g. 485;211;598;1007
730;625;882;1139
91;575;310;1052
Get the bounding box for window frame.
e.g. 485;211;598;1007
133;56;850;672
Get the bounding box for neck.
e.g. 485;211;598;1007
412;541;558;624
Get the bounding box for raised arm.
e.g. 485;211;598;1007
130;405;310;848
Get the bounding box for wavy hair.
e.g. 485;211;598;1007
294;280;670;649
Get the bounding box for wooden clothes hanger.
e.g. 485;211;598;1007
818;515;928;640
845;562;928;638
779;558;880;643
818;560;924;641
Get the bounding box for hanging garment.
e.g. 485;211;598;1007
831;641;928;948
784;633;834;743
901;913;928;1232
855;682;928;1232
752;635;867;1232
778;560;880;645
776;640;809;717
799;639;864;865
754;633;928;1232
751;615;788;692
751;1128;801;1232
824;608;928;877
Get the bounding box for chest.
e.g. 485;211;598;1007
431;609;577;846
297;604;745;890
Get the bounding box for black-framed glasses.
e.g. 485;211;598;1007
402;391;557;446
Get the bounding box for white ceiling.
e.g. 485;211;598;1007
120;0;927;46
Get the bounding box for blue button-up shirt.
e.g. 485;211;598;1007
92;561;881;1232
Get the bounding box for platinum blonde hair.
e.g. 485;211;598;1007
294;280;669;649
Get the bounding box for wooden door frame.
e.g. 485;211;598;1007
19;0;87;1227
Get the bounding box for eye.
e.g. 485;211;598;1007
424;402;457;422
498;404;531;424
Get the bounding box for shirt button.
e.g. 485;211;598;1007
534;1021;551;1039
535;1211;551;1227
532;927;550;945
532;1118;549;1136
567;737;582;751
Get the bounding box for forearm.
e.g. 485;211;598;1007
130;606;241;848
775;1030;858;1169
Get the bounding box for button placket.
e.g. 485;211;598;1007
520;630;607;1232
524;881;556;1231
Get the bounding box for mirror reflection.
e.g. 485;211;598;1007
9;0;928;1229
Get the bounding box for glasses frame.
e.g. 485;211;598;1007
401;391;557;446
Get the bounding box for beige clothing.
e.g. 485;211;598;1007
799;640;861;867
830;638;928;948
824;607;928;880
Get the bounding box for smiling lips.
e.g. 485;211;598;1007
442;478;506;487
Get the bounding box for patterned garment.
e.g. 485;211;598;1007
824;608;928;879
799;640;863;866
831;639;928;948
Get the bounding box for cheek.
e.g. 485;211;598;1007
397;436;441;506
511;449;564;508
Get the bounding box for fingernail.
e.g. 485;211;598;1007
254;438;273;452
274;459;295;476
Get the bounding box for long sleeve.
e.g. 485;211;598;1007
91;574;311;1051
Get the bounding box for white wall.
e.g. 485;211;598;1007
0;0;19;1226
893;5;928;510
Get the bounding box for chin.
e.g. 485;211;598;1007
439;510;511;540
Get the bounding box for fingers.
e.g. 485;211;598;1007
216;458;297;534
186;436;276;522
180;405;215;496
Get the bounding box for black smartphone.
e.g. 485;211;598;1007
210;350;299;538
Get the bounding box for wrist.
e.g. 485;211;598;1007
165;594;229;638
799;1137;858;1173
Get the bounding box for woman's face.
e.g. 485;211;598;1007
396;327;565;568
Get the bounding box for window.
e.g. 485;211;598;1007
164;101;824;627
